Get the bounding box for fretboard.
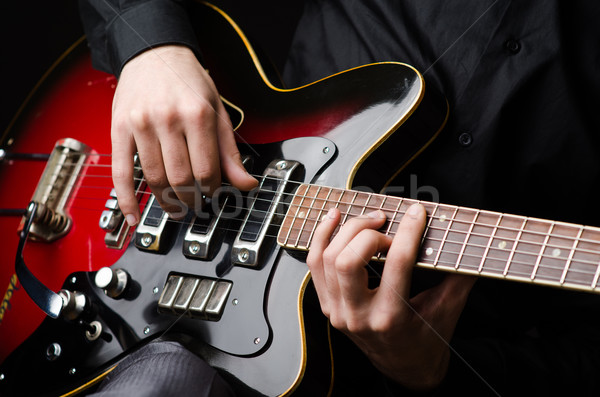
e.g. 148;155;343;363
277;183;600;294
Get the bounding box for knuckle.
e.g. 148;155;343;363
194;167;219;190
371;316;394;335
128;108;152;131
143;170;167;188
334;254;356;274
345;318;368;336
111;116;130;136
322;248;338;266
328;313;345;331
180;101;207;120
168;170;193;189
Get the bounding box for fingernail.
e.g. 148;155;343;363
327;207;337;219
367;210;385;219
407;203;422;218
125;214;138;226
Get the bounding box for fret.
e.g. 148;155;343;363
432;206;459;269
359;193;373;216
534;222;581;284
384;197;404;237
570;227;600;288
503;217;527;277
454;210;481;270
280;184;310;247
373;195;390;260
376;195;387;216
331;189;346;237
305;187;334;249
477;213;503;273
559;225;584;284
341;191;358;225
277;183;600;296
591;229;600;287
294;185;322;248
531;222;555;280
420;203;439;248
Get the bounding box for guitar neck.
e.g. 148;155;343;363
277;183;600;294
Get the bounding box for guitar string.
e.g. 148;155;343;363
15;2;505;393
33;164;600;262
64;197;600;282
17;160;600;275
69;171;600;253
23;164;600;272
25;162;600;245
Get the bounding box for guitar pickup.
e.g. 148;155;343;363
102;154;145;249
20;138;95;242
183;155;252;260
231;159;300;267
157;274;232;321
182;198;223;260
134;194;175;253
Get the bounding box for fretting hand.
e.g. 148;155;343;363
307;204;476;391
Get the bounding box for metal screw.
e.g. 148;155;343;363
46;343;62;361
238;249;249;263
141;233;153;247
275;160;287;170
143;326;150;335
153;286;159;294
322;146;330;154
69;368;77;375
71;276;77;284
232;298;239;306
0;373;5;381
254;337;261;345
189;241;201;255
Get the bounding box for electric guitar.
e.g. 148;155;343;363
1;2;600;396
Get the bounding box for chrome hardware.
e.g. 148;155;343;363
104;154;145;249
135;195;174;252
231;159;300;267
46;343;62;361
58;290;86;321
20;138;95;242
95;267;128;298
158;275;232;321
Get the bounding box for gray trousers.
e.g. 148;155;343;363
88;340;235;396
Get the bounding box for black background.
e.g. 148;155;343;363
0;0;302;138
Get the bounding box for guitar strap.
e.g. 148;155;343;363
14;201;64;318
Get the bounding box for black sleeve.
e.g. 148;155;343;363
78;0;201;77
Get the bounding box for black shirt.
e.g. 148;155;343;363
79;0;600;395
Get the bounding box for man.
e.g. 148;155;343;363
79;0;600;395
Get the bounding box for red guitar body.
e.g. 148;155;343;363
0;3;446;396
0;39;120;363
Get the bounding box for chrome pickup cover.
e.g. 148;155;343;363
231;159;300;267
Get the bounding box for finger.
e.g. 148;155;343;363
185;102;222;196
335;229;392;310
135;133;182;216
215;102;257;191
377;203;427;303
159;128;198;217
307;207;342;312
321;210;388;314
324;210;388;258
111;128;140;226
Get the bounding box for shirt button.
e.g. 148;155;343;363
458;132;473;147
504;38;521;54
